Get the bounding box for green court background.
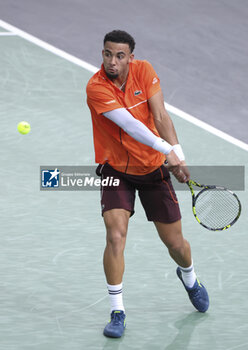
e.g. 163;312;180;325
0;27;248;350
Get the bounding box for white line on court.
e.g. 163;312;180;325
164;103;248;151
0;32;17;36
0;19;247;152
0;20;98;73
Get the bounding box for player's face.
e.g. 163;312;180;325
102;42;134;80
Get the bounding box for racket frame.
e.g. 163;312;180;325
187;180;241;231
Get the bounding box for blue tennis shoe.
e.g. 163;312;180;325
177;267;209;312
103;310;126;338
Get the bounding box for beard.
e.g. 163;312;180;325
105;71;119;80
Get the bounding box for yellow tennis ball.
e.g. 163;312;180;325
17;121;31;135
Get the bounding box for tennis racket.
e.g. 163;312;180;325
187;180;241;231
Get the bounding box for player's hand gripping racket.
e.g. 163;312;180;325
187;180;241;231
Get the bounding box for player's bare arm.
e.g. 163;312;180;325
148;90;190;182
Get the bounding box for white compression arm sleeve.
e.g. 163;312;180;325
103;108;173;155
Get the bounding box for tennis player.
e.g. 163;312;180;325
86;30;209;338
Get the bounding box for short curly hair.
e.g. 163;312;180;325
104;30;136;53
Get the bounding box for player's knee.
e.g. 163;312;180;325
166;238;185;256
106;227;127;253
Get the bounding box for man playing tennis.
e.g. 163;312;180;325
86;30;209;338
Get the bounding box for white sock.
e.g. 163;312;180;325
179;262;197;288
107;282;125;312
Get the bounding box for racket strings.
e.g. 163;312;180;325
194;189;240;230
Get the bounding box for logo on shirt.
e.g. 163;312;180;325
152;77;158;85
134;90;142;96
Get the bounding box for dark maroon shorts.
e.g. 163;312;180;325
96;163;181;224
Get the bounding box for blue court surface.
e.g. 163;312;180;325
0;20;248;350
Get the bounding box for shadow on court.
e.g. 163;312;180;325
164;312;209;350
101;312;209;350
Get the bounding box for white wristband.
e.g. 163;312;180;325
153;138;173;155
172;144;185;161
